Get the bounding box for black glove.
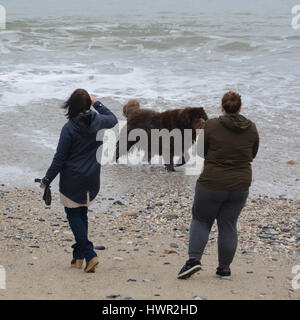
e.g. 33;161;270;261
34;178;52;206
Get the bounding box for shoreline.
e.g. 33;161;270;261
0;158;299;200
0;166;299;300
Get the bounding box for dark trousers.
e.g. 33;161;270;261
64;206;97;263
189;184;249;269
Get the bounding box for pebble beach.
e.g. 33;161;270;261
0;165;299;300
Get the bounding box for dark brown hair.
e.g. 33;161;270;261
222;91;242;114
63;89;92;119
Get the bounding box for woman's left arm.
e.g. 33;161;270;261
203;121;209;158
252;125;259;159
42;125;72;186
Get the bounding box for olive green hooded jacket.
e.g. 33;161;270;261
197;114;259;190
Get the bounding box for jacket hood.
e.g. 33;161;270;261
219;114;252;132
70;110;99;135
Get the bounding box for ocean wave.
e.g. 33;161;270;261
216;41;260;52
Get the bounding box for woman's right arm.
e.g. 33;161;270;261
93;101;118;129
42;125;72;185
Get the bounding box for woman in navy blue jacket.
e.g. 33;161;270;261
41;89;118;273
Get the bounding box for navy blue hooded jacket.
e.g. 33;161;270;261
42;101;118;204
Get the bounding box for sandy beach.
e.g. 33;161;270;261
0;166;299;300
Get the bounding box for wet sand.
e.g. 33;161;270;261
0;166;299;300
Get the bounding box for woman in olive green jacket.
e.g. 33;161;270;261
178;91;259;280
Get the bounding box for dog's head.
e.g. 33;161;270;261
123;99;140;118
179;107;208;130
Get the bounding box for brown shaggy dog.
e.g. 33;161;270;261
116;99;208;171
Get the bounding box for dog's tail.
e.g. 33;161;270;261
123;99;140;118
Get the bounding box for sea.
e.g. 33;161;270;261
0;0;299;197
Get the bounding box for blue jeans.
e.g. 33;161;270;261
64;206;97;263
